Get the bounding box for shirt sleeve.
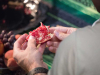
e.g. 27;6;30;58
48;24;100;75
48;31;76;75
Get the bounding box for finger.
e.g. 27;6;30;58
48;34;60;42
13;34;28;60
49;46;57;53
38;43;46;54
54;30;70;40
14;34;28;51
52;42;60;47
49;27;69;33
67;29;72;34
22;42;27;50
27;36;36;51
67;28;77;34
47;41;59;47
46;41;53;47
49;27;56;33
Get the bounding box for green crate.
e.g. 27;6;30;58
43;0;95;9
68;0;95;9
43;0;100;24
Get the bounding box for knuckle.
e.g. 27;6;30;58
49;46;54;50
47;41;52;46
29;38;36;43
53;42;58;47
28;46;36;50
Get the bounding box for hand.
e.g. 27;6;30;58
47;26;77;53
13;34;48;72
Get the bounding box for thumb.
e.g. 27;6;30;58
27;36;37;50
38;43;46;54
54;30;69;40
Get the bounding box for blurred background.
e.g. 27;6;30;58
43;0;100;27
0;0;100;33
0;0;100;74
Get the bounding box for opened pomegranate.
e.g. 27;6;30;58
26;22;53;44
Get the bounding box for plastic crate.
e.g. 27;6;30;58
43;0;95;9
72;0;96;9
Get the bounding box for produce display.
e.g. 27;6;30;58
4;50;19;71
0;30;15;52
0;30;20;72
0;0;49;74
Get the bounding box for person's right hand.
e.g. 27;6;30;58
13;34;48;72
47;26;77;53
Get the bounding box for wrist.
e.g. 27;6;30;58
28;62;48;72
27;67;48;75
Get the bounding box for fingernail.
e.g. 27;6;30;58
29;36;35;40
54;30;59;37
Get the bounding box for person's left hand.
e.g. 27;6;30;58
13;34;48;72
47;27;77;53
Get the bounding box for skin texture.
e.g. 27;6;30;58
47;27;77;53
13;27;76;74
13;34;48;73
92;0;100;13
13;27;77;74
